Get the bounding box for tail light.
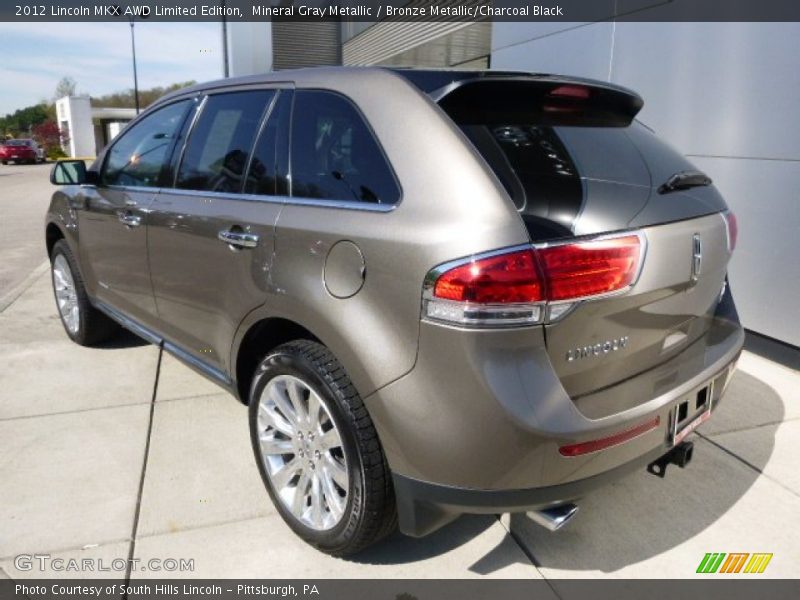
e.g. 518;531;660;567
423;232;644;327
723;211;738;252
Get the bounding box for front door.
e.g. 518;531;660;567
79;99;191;324
147;88;291;378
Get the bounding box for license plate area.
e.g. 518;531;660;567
671;381;714;444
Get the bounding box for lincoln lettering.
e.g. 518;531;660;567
566;336;629;361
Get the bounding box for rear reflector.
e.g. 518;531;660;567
559;416;661;457
424;232;644;327
538;235;642;301
723;211;738;252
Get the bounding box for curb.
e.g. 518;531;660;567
0;260;49;313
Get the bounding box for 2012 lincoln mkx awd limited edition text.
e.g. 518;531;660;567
45;68;744;556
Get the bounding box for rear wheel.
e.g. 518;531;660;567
50;240;119;345
249;340;396;556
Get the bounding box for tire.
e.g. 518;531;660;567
1;161;7;165
249;340;397;556
50;239;119;345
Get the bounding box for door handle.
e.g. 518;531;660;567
118;211;142;228
218;229;259;249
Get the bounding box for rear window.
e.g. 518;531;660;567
440;81;654;238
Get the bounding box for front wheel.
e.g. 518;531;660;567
249;340;396;556
50;240;119;345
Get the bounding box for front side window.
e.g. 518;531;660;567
290;91;399;205
176;90;275;193
101;100;189;187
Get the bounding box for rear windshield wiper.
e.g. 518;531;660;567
658;170;712;194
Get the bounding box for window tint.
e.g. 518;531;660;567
245;91;291;196
102;100;189;187
177;90;274;193
290;91;399;205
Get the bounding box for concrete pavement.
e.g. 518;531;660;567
1;266;798;580
0;162;53;297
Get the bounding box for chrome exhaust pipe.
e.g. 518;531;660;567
527;503;579;531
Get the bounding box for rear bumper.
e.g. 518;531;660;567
365;289;744;537
393;444;670;537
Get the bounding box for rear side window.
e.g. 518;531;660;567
177;90;275;193
102;100;190;187
290;90;399;205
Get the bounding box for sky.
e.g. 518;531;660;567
0;22;223;116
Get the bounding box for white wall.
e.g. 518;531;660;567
491;22;800;347
55;96;95;158
226;22;272;77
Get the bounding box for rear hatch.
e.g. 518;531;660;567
434;75;733;404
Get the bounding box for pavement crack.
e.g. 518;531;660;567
495;514;563;596
123;344;162;591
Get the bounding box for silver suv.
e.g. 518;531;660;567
46;68;743;556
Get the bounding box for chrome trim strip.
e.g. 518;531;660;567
156;186;398;212
281;196;397;213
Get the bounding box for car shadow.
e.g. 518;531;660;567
97;327;150;349
345;369;783;576
348;515;497;566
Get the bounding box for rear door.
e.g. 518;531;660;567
438;78;732;402
147;87;291;379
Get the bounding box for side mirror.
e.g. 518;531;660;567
50;160;99;186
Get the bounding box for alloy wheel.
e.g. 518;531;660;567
256;374;349;531
53;254;79;334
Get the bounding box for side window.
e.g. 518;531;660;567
245;90;291;196
176;90;275;193
290;91;400;205
101;100;190;187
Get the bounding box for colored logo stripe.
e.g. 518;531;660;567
744;553;773;574
696;552;773;574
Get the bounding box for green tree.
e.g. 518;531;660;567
92;81;196;109
0;104;50;137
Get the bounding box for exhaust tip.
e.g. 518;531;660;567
526;503;579;532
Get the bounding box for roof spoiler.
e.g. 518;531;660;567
433;76;644;128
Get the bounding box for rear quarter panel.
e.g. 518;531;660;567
259;69;531;397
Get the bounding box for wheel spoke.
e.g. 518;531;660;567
258;431;294;455
320;467;345;520
291;471;311;515
318;428;341;451
307;392;321;430
310;473;324;528
270;457;300;490
323;454;348;489
286;379;308;423
268;385;299;429
258;403;294;437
